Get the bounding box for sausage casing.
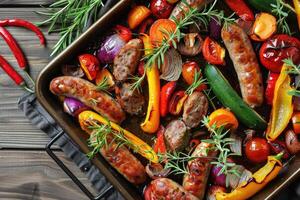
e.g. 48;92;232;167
50;76;126;123
144;178;199;200
221;23;264;107
183;142;216;199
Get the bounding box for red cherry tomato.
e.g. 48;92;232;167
259;34;300;73
114;25;132;42
150;0;174;19
182;61;207;91
78;54;100;81
202;37;226;65
245;137;270;163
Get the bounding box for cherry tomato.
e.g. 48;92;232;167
182;61;207;91
259;34;300;73
202;37;226;65
292;112;300;134
150;0;174;19
78;54;100;81
114;25;132;42
245;137;270;163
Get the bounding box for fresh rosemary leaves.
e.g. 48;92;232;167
283;58;300;97
95;76;111;94
37;0;104;56
185;70;206;95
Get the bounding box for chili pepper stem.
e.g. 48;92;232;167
274;152;284;161
23;70;35;86
20;83;34;93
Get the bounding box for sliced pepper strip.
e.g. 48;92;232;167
140;34;160;134
293;0;300;31
78;110;158;163
266;64;293;141
215;153;283;200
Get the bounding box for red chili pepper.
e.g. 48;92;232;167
225;0;255;21
168;90;188;115
153;125;167;154
114;25;132;42
0;55;33;93
0;19;45;45
202;37;226;65
0;26;27;69
265;72;280;105
160;81;177;117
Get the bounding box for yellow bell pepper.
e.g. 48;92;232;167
78;110;158;163
140;34;160;134
215;153;283;200
294;0;300;31
266;64;293;141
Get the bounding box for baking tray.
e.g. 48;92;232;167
36;0;300;199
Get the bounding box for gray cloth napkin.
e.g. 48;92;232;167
18;92;123;200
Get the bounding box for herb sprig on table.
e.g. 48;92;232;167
37;0;104;56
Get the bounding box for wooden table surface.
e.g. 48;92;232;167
0;1;299;200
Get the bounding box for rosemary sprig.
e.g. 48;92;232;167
271;0;295;35
201;117;241;183
37;0;104;56
283;58;300;96
95;76;111;94
129;72;146;93
185;70;206;95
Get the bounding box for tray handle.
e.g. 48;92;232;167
46;131;113;200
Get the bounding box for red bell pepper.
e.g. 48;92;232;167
114;25;132;42
225;0;255;21
153;125;167;154
168;90;188;115
265;72;280;105
202;37;225;65
160;81;177;117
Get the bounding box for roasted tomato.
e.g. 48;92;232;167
114;25;132;42
259;34;300;73
78;54;100;81
182;61;207;91
150;0;174;19
245;137;270;163
202;37;226;65
95;68;115;90
292;112;300;134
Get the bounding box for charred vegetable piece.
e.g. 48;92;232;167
182;61;207;92
178;33;203;56
153;125;167;154
266;64;293;141
215;153;283;200
285;129;300;154
250;13;276;41
160;48;182;81
224;0;254;21
140;35;160;134
127;5;151;29
149;19;177;47
63;97;88;117
164;119;189;151
95;68;115;91
114;25;132;42
150;0;174;19
245;137;270;163
208;108;239;131
79;111;158;163
168;90;188;115
204;64;267;130
202;37;225;65
160;81;177;117
78;54;100;81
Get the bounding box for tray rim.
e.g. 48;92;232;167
35;1;300;199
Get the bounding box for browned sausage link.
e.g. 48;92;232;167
50;76;126;124
221;23;264;107
113;38;143;81
100;137;147;185
183;142;217;199
169;0;212;21
183;91;208;128
147;178;199;200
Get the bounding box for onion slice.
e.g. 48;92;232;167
229;132;242;156
160;48;182;81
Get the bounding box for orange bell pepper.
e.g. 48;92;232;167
215;153;283;200
78;110;158;163
127;6;151;29
208;108;239;131
140;34;160;134
266;64;293;141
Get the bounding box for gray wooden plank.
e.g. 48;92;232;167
0;150;95;200
0;8;60;149
0;0;54;5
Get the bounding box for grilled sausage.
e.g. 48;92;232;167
170;0;212;21
50;76;125;123
144;178;199;200
183;142;217;199
183;91;208;128
115;82;145;115
113;38;143;81
100;135;147;185
221;23;264;107
164;119;189;151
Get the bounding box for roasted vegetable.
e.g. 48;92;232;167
265;72;280;105
149;19;176;46
160;81;177;117
208;108;239;131
245;137;270;163
178;33;203;56
266;64;293;141
202;37;225;65
63;97;88;117
285;129;300;154
78;54;100;81
225;0;254;21
127;5;151;29
292;112;300;134
140;34;160;134
215;153;283;200
78;110;158;163
150;0;174;19
250;12;277;41
204;64;267;130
